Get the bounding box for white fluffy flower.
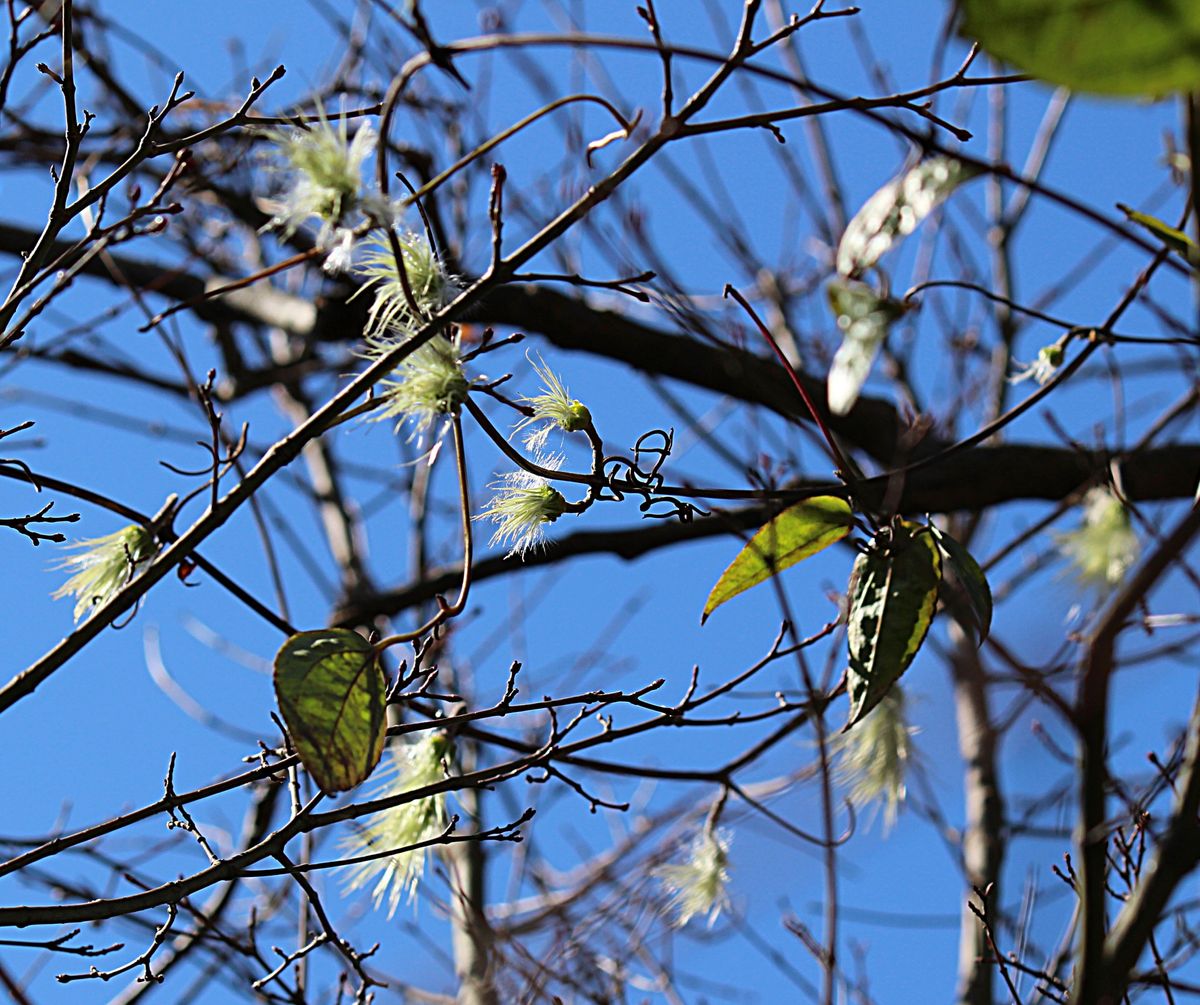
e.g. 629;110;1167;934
478;456;568;558
833;687;916;831
52;525;157;622
264;114;387;233
514;354;591;451
340;733;449;918
1009;343;1064;386
365;332;470;440
1055;486;1139;590
356;231;460;339
654;830;732;928
262;113;393;272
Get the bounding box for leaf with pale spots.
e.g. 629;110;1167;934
274;629;388;793
836;157;974;277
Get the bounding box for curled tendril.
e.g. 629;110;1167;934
599;429;708;523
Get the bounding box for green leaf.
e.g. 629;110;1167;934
960;0;1200;97
702;496;854;623
845;522;942;729
826;279;907;416
836;157;974;277
929;522;993;646
1119;204;1200;267
274;629;388;793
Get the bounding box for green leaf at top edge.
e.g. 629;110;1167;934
845;522;942;730
274;628;388;794
960;0;1200;98
929;522;993;646
702;496;854;623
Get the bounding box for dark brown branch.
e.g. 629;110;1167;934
335;443;1200;626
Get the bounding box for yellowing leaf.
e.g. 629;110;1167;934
836;157;974;277
845;522;942;729
274;629;388;793
1119;204;1200;267
702;496;853;623
960;0;1200;97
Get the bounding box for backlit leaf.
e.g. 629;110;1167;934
845;522;942;729
960;0;1200;97
702;496;854;623
929;522;992;645
826;279;906;416
274;628;388;793
836;157;974;277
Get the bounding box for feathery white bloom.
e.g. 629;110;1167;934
52;525;157;622
1009;343;1063;387
261;112;394;275
1055;486;1139;590
263;114;389;242
514;354;591;451
365;332;470;440
356;231;460;339
654;830;732;928
478;456;568;558
340;733;449;918
833;687;916;831
323;227;358;275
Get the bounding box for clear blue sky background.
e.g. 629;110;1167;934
0;2;1195;1002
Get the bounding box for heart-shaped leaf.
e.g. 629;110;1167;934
845;522;942;729
703;496;853;623
960;0;1200;98
929;522;993;646
274;628;388;793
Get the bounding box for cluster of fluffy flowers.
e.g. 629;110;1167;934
49;114;594;618
259;108;595;563
476;355;592;557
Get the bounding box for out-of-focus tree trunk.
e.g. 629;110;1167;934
951;630;1006;1005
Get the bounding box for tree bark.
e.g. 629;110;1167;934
951;631;1006;1005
